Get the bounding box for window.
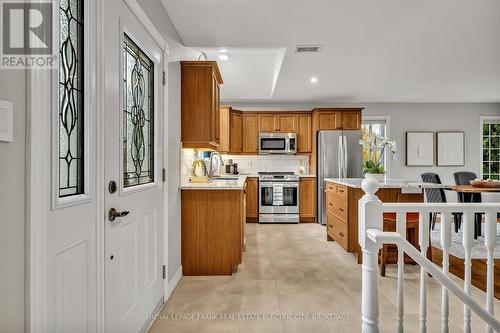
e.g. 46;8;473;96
481;117;500;180
361;117;389;167
123;34;155;188
59;0;84;197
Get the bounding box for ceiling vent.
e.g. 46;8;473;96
295;45;322;53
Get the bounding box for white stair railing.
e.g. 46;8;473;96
359;178;500;333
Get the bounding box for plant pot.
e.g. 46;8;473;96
364;173;385;182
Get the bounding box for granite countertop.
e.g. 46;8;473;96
180;176;247;190
325;178;452;189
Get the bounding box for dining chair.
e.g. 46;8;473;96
421;173;462;232
454;171;483;239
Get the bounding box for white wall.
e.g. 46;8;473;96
137;0;203;282
0;70;26;332
230;102;500;201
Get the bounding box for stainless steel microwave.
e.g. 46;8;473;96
258;133;297;155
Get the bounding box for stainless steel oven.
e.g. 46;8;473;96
258;172;299;223
258;133;297;155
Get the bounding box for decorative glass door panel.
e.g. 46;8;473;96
59;0;84;197
123;34;154;188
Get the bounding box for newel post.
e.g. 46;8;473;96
359;178;383;333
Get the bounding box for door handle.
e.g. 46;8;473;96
108;208;130;222
343;135;348;177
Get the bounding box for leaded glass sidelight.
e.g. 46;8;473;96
59;0;84;197
123;34;155;188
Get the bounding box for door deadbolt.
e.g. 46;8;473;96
108;180;117;194
108;208;130;222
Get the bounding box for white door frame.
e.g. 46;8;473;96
26;1;170;332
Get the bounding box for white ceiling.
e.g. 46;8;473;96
162;0;500;103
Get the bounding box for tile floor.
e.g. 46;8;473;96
149;223;500;333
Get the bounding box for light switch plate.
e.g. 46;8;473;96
0;100;13;142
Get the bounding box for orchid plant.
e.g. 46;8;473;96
359;129;397;175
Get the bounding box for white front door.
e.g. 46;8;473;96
103;1;164;332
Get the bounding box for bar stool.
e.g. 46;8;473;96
379;212;420;277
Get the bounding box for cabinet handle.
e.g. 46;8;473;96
338;189;344;193
329;202;333;206
328;224;333;228
339;232;344;237
339;208;344;212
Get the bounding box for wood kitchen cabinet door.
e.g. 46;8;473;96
277;115;297;132
339;112;361;130
299;177;316;222
242;114;259;153
230;111;243;153
259;115;277;132
317;112;338;130
245;178;259;222
212;76;221;143
181;61;223;149
296;114;312;153
218;106;231;153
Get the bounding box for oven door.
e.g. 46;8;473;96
259;136;288;154
259;182;299;214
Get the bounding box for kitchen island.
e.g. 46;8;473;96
324;178;444;263
180;176;247;275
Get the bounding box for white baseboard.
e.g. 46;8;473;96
165;266;182;300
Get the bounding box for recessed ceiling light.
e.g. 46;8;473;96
310;77;318;84
218;54;229;61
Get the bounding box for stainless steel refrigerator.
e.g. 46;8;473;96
317;130;363;225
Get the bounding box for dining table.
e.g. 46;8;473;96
452;185;500;193
451;185;500;237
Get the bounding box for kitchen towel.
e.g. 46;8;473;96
273;184;283;206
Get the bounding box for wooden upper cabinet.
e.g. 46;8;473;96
242;114;259;153
218;105;231;153
259;115;277;132
181;61;223;149
230;111;243;153
219;106;243;154
278;115;297;132
296;114;312;153
317;112;338;130
258;114;297;132
313;108;363;130
339;112;361;130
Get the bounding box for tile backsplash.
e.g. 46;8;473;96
181;149;310;177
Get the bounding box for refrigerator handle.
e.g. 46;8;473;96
343;135;348;177
338;135;343;177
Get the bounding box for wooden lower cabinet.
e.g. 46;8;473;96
181;189;244;275
325;181;424;263
326;212;347;249
246;177;258;222
299;177;316;222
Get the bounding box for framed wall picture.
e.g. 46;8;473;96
437;131;465;166
406;131;435;166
